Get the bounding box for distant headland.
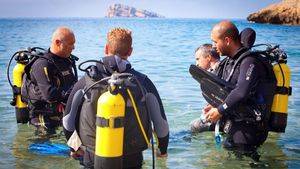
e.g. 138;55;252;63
106;4;164;18
247;0;300;25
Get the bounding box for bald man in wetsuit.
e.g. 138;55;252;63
25;27;77;134
205;21;273;161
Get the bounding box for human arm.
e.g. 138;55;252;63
144;78;169;157
63;77;86;140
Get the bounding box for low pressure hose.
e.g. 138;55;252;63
126;88;150;147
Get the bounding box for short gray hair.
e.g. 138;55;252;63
51;26;74;42
195;44;220;60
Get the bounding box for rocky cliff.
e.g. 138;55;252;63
106;4;164;18
247;0;300;25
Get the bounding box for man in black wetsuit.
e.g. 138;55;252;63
190;29;256;133
63;28;169;168
205;21;272;161
23;27;77;134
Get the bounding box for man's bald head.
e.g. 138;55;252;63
211;20;239;42
211;20;241;57
51;27;74;43
50;26;75;58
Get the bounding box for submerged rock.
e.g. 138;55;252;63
247;0;300;25
106;4;164;18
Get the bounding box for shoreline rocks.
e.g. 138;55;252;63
247;0;300;25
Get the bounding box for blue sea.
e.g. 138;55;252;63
0;18;300;169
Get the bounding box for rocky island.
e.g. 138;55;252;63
106;4;164;18
247;0;300;25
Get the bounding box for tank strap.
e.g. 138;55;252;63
275;86;292;95
216;57;229;77
96;116;124;128
12;86;21;95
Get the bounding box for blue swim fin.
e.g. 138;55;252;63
28;141;70;157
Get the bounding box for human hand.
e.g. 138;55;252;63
56;103;65;113
205;107;222;123
156;149;168;158
70;148;84;160
157;153;168;158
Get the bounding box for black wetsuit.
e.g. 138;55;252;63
63;56;169;168
28;51;77;130
217;47;269;157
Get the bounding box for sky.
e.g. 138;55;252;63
0;0;281;19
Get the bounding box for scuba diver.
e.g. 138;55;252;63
190;44;220;132
190;29;256;133
20;27;78;134
203;20;278;161
63;28;169;169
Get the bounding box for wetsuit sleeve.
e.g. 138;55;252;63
144;77;169;154
217;57;261;115
31;60;62;102
63;77;86;140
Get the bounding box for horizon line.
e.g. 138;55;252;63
0;16;246;20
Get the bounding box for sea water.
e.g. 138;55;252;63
0;18;299;169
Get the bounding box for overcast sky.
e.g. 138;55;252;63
0;0;281;19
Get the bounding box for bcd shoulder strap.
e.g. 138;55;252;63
225;50;252;82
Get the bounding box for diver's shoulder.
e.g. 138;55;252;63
129;68;148;79
32;52;54;66
240;53;262;65
75;77;86;89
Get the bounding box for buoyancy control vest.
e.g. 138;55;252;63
21;50;78;104
218;45;291;132
77;62;152;158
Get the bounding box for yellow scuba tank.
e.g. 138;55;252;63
93;72;151;169
94;87;125;169
11;52;29;123
270;62;291;132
